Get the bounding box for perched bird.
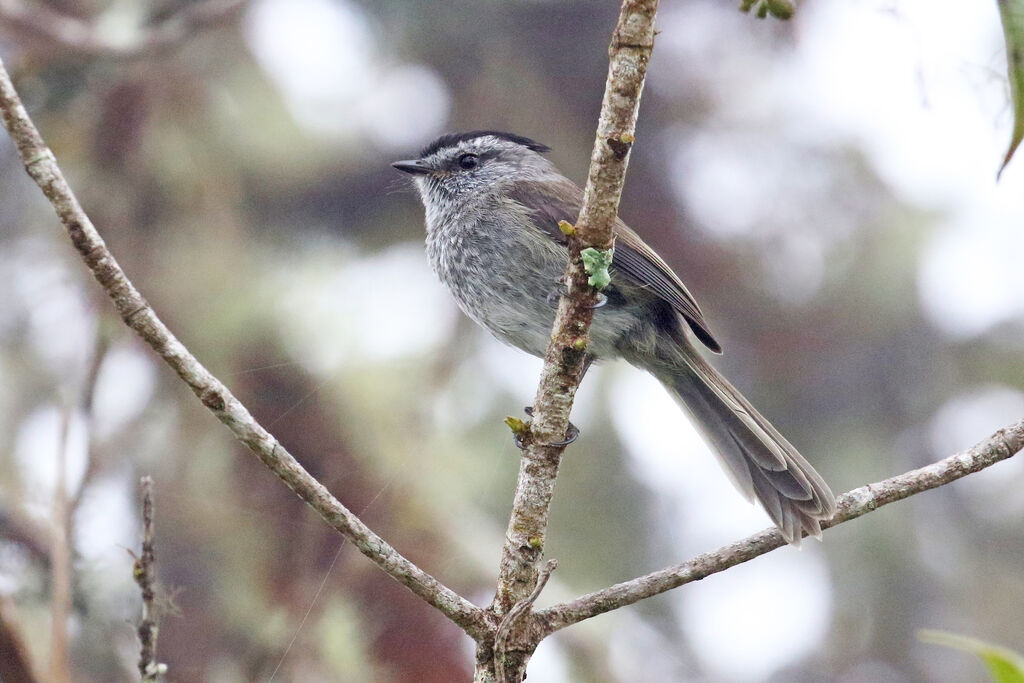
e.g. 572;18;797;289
393;130;835;544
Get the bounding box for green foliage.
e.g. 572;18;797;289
919;630;1024;683
998;0;1024;177
581;247;614;291
740;0;794;21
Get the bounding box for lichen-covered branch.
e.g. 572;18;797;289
0;0;247;60
134;477;164;682
535;417;1024;633
0;57;488;641
484;1;658;680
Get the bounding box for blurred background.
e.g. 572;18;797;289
1;0;1023;680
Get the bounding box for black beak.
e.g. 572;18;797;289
391;159;433;175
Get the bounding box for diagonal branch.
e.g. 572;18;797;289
535;417;1024;634
0;57;489;641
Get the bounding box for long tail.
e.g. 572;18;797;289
631;340;836;545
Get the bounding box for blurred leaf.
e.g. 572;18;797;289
919;630;1024;683
765;0;794;20
998;0;1024;178
739;0;794;20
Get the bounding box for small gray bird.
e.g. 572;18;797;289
393;130;836;544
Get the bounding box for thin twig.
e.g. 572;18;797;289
493;560;557;683
535;417;1024;633
68;329;110;518
0;57;489;640
49;328;108;680
134;477;163;681
49;405;72;683
0;0;248;60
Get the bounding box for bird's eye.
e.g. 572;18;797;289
457;153;479;170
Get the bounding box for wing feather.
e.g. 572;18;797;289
508;179;721;353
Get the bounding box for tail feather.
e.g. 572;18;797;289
757;454;815;501
635;340;836;545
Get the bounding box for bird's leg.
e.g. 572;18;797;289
513;407;580;449
580;353;595;378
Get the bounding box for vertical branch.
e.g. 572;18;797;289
134;476;164;681
485;1;658;680
50;330;106;681
494;0;658;611
493;560;557;683
495;0;658;612
49;406;72;683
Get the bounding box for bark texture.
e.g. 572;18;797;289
484;1;660;680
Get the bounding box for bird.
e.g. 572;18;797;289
392;130;836;544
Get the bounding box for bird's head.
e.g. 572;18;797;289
392;130;554;213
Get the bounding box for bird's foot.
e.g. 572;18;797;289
513;406;580;449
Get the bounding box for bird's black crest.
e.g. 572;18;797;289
419;131;551;158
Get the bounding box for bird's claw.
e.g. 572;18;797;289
513;406;581;449
547;422;581;447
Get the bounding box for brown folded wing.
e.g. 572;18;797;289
508;179;721;353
